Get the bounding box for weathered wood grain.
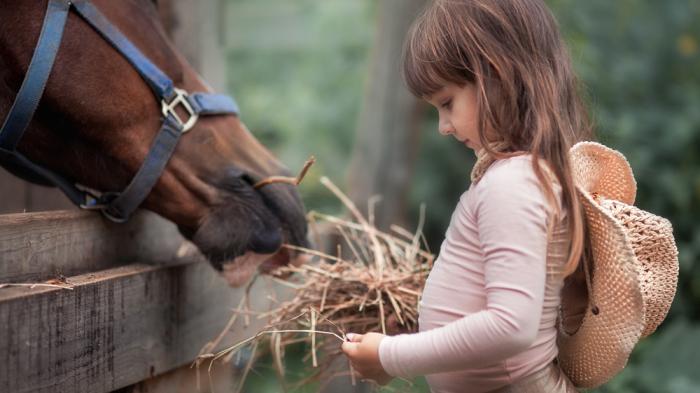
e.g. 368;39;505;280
0;261;277;393
0;210;198;284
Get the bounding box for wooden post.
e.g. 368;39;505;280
346;0;428;231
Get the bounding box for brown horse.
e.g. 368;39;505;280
0;0;309;286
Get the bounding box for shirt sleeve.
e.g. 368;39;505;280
378;158;551;378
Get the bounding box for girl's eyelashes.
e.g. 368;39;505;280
440;99;452;110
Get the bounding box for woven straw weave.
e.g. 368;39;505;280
568;142;636;205
556;190;645;388
600;199;679;338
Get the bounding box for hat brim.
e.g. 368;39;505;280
556;188;645;388
570;142;637;205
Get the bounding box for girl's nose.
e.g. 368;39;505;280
438;120;453;136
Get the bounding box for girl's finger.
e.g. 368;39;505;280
346;333;363;342
341;341;359;355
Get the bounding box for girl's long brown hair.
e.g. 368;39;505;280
403;0;593;277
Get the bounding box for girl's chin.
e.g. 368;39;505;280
466;140;484;149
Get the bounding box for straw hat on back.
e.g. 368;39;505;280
556;142;679;389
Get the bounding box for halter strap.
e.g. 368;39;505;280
0;0;70;151
72;0;174;99
0;0;240;222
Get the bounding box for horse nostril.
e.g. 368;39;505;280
241;173;257;187
221;167;258;187
249;227;283;254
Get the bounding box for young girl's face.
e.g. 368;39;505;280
426;83;481;151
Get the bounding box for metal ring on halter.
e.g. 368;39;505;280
161;88;199;133
76;183;108;210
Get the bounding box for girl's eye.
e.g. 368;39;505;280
441;99;452;110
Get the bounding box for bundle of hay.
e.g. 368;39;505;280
197;176;434;391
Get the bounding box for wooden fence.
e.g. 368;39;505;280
0;209;279;392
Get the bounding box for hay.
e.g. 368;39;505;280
196;176;434;392
254;156;316;189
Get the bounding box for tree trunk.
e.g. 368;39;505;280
346;0;427;231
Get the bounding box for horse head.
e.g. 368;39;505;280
0;0;309;286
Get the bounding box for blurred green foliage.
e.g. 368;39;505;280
224;0;376;214
222;0;700;391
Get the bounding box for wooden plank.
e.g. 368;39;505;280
0;169;30;214
0;260;278;393
25;184;75;213
0;168;75;214
0;210;197;284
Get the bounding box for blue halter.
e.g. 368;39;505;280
0;0;240;222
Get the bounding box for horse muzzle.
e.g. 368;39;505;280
188;172;309;287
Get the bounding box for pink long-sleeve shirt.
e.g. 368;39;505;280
379;155;571;393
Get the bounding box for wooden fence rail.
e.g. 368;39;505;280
0;211;275;392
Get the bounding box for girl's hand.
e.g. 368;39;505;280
341;332;393;385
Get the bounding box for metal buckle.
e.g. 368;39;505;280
76;184;121;219
77;183;107;210
161;88;199;132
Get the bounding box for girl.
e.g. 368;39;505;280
342;0;592;391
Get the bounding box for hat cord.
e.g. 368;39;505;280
585;192;600;315
582;250;599;315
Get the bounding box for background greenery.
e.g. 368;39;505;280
221;0;700;391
